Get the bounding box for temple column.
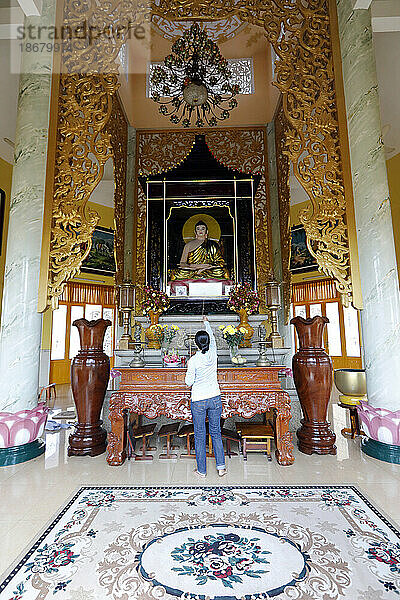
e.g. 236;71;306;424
0;0;56;413
266;122;301;430
266;121;289;346
336;0;400;460
124;126;136;280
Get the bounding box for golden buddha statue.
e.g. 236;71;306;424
169;221;230;281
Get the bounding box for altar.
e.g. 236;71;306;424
106;366;294;467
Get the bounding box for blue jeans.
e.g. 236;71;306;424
191;395;225;474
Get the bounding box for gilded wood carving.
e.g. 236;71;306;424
44;0;353;308
135;128;271;310
274;101;291;325
106;94;128;286
206;128;271;308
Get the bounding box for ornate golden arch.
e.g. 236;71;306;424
40;0;354;310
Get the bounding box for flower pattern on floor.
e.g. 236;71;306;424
0;486;399;599
171;531;271;586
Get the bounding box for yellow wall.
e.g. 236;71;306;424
289;200;324;284
42;200;116;351
387;152;400;280
0;157;13;324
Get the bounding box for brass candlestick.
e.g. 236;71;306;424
130;323;145;367
265;275;284;349
256;324;271;366
118;281;135;350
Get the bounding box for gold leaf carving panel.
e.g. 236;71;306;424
47;74;117;308
106;94;128;286
274;101;291;325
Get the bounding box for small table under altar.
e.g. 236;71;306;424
106;365;294;467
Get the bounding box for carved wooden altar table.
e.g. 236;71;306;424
106;366;294;466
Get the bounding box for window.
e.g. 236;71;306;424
291;279;362;366
147;57;255;98
50;283;116;364
343;305;361;357
325;302;342;356
51;305;67;360
69;306;84;359
118;44;129;81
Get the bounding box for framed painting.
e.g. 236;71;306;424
81;226;116;276
0;188;5;254
290;225;318;273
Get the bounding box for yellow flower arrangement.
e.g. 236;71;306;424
219;324;245;348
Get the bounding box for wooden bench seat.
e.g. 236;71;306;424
236;422;275;461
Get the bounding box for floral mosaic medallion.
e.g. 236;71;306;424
1;486;400;599
137;523;309;599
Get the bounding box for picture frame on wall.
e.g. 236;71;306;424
290;224;319;273
0;188;5;255
81;226;116;276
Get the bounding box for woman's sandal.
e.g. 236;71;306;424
194;469;206;478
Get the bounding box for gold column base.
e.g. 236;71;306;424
118;337;131;350
268;336;284;349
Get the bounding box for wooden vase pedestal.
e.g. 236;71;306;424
291;316;336;456
68;318;111;457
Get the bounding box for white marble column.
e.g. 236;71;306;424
0;0;56;412
337;0;400;410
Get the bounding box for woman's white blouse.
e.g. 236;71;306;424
185;321;221;401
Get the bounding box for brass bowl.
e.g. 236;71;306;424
334;369;367;397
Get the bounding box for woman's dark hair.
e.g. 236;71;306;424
195;330;210;354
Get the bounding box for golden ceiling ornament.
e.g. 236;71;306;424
274;100;291;326
106;93;128;287
151;15;246;44
45;0;352;308
205;128;271;312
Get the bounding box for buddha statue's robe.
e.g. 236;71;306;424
170;239;230;281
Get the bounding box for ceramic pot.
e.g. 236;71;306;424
68;318;111;457
146;310;162;349
238;308;254;348
291;315;336;455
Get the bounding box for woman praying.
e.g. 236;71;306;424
185;315;226;477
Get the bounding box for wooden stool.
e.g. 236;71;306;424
128;424;157;461
178;424;196;458
158;423;180;459
38;383;56;409
338;402;365;439
236;423;275;461
221;428;241;458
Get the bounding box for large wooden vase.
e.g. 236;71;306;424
291;316;336;455
68;318;111;457
145;310;161;349
238;308;254;348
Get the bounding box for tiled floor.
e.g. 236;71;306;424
1;391;400;578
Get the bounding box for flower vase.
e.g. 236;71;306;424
230;344;240;365
69;318;111;457
238;308;253;348
146;310;161;349
291;315;337;455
